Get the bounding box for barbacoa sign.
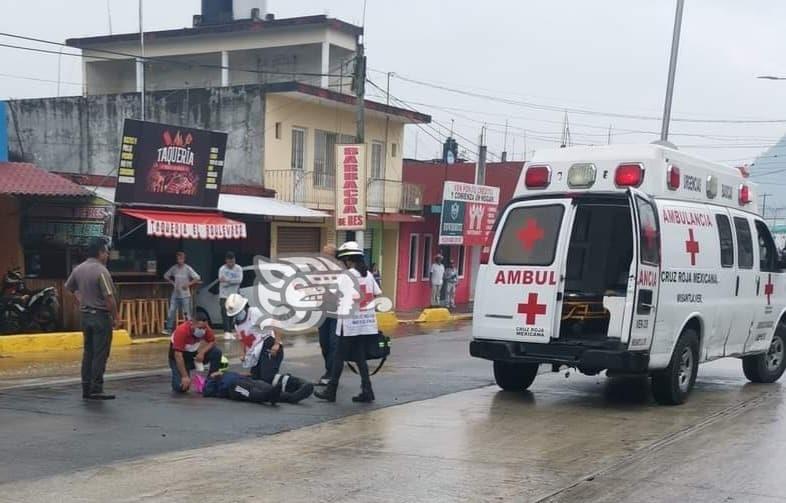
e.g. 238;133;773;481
439;181;500;246
115;119;227;208
335;144;367;230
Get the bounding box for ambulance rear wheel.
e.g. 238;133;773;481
651;330;699;406
742;326;786;383
493;361;539;391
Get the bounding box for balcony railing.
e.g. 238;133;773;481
264;169;423;213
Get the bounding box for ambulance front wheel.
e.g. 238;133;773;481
493;361;539;391
651;329;699;406
742;326;786;384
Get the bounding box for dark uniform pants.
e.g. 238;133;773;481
81;311;113;396
328;335;372;393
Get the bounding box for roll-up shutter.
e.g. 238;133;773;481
277;226;321;254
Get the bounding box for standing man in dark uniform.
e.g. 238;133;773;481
65;237;120;400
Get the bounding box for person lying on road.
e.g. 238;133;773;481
224;293;314;403
168;312;223;393
202;370;282;405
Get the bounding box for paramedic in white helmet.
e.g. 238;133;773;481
314;241;381;403
225;293;283;381
224;293;314;403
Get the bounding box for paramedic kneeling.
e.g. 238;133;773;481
168;312;223;393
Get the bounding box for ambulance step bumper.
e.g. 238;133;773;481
470;339;649;373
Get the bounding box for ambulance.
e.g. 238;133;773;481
470;143;786;404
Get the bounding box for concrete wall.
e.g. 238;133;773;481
228;44;323;87
85;59;137;95
6;85;265;185
0;102;7;161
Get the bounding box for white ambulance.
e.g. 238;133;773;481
470;143;786;404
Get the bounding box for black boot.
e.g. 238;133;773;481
352;384;374;403
314;385;337;402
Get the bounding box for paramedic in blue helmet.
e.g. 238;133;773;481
315;241;381;403
224;293;314;403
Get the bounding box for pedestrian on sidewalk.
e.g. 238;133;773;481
168;311;222;393
317;244;338;385
429;254;445;307
163;251;201;334
65;237;120;400
315;241;381;403
218;251;242;341
225;293;313;403
444;260;458;309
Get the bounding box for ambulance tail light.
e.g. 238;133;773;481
525;165;551;189
615;163;644;187
480;232;495;265
667;164;680;190
739;184;752;205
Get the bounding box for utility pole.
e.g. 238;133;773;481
560;111;571;148
660;0;685;142
476;127;487;185
607;124;613;145
353;35;366;248
138;0;145;121
501;119;509;162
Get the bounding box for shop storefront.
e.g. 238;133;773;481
0;162;105;332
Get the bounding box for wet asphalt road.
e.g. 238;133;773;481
2;324;786;501
0;322;491;484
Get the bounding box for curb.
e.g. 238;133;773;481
131;336;171;345
0;329;132;355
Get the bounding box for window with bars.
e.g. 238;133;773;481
291;128;305;171
371;141;384;179
314;130;354;188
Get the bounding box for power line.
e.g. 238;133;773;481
385;71;786;124
0;72;80;86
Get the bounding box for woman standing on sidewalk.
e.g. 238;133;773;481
315;241;381;403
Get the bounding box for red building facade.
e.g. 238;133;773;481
395;160;524;311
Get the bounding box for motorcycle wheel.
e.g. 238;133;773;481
35;304;59;332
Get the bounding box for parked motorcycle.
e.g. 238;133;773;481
1;269;59;334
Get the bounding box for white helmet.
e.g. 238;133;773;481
336;241;363;259
224;293;248;317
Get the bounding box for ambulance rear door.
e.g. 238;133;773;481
625;188;661;350
474;198;575;343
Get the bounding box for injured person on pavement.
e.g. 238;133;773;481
223;293;314;403
201;369;313;405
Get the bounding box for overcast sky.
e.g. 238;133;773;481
2;1;786;203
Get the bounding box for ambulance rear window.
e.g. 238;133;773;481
494;205;564;266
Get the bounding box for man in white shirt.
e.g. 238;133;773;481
429;254;445;307
218;251;243;340
163;251;201;334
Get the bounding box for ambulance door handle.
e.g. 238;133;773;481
756;277;760;295
556;292;563;301
735;276;740;296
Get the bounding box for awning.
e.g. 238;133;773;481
218;193;329;218
368;213;424;223
119;209;247;240
88;187;328;219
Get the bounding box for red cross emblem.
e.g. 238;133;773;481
765;274;774;305
517;292;547;325
642;225;658;250
517;219;545;251
685;228;700;266
359;284;374;309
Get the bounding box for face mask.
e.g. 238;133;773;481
193;327;206;339
234;310;247;323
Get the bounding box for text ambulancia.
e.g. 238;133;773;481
470;143;786;405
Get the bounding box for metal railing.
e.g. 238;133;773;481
264;169;423;212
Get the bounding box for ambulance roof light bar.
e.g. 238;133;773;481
614;163;644;188
667;164;680;190
739;184;752;206
525;165;551;189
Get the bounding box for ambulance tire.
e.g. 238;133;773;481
493;361;539;391
651;330;699;406
742;326;786;384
